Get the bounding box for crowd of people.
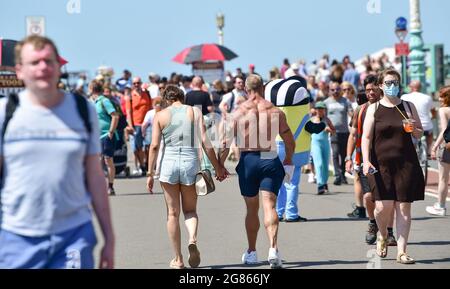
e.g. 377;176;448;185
0;35;449;269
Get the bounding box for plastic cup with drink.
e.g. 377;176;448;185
402;119;415;133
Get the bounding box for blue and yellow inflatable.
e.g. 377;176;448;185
265;76;325;166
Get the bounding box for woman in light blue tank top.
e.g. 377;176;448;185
145;85;227;269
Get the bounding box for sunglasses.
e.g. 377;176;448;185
330;89;341;92
384;80;400;86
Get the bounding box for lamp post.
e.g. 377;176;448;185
395;17;409;89
216;13;225;45
409;0;426;92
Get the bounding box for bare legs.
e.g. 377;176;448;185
437;162;450;207
162;182;199;268
364;193;376;220
244;196;260;253
243;191;279;252
354;174;364;208
103;156;115;192
395;202;411;256
375;200;412;258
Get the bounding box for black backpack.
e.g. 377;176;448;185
99;97;127;131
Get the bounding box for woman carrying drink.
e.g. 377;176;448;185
361;69;425;265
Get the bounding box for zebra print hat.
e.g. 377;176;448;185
264;76;309;107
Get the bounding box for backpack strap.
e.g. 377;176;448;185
98;96;114;121
227;91;236;113
1;93;19;142
73;92;92;134
1;93;20;190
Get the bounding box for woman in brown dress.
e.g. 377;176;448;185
362;69;425;264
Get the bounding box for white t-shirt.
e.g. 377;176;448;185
0;91;101;237
401;92;434;131
220;89;246;112
148;84;160;99
143;109;156;127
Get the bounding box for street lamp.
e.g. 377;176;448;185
216;13;225;45
409;0;426;91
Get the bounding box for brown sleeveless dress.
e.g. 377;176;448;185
368;101;425;203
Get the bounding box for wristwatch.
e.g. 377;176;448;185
345;156;352;162
146;172;154;177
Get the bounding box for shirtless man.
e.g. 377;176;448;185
218;74;295;269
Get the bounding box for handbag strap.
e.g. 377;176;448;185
191;106;203;170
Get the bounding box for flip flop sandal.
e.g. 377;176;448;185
169;259;185;269
376;236;388;258
397;253;415;264
188;243;201;268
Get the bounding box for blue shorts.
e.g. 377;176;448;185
236;152;285;198
101;136;116;158
130;126;144;152
143;126;152;146
0;221;97;269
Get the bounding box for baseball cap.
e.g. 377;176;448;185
314;101;327;109
290;63;299;70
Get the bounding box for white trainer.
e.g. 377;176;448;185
267;248;282;269
308;173;316;184
242;250;258;264
426;203;446;217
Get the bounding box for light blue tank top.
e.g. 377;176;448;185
162;105;197;147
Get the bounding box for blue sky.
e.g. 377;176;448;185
1;0;449;81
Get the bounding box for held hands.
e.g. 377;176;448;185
215;165;230;182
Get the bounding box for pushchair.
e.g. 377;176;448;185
102;133;131;178
113;136;130;177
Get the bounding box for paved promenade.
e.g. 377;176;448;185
93;160;450;269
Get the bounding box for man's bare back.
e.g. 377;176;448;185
218;74;294;164
232;97;289;153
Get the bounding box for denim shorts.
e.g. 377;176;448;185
159;147;199;186
143;126;152;146
0;221;97;269
129;126;144;152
